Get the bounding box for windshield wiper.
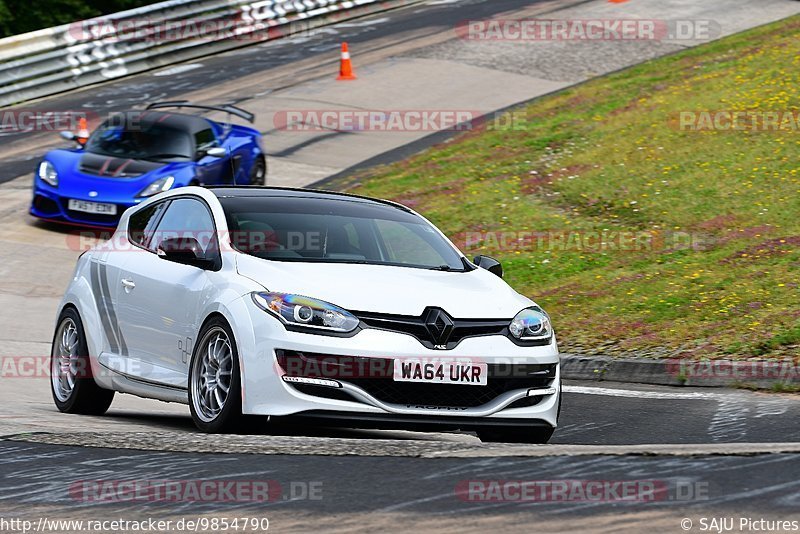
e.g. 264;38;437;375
429;265;456;271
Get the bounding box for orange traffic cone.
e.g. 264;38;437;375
336;42;357;81
76;117;89;145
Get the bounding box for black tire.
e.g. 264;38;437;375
249;154;266;186
188;317;245;433
477;426;555;444
50;307;115;415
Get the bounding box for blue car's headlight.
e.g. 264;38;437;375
137;176;175;197
37;161;58;187
509;307;552;341
252;292;360;333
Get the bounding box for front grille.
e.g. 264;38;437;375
354;309;508;349
278;350;556;409
33;195;60;215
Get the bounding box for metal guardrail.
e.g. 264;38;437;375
0;0;420;108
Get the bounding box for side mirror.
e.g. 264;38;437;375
473;255;503;278
205;147;227;158
157;237;216;269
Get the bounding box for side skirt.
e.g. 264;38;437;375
98;361;189;404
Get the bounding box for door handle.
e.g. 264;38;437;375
121;278;136;291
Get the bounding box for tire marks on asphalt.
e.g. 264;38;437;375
0;442;798;517
565;384;797;444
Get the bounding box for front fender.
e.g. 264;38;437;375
194;293;258;412
59;254;110;386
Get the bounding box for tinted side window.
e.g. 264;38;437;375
195;128;216;152
151;198;218;256
127;202;165;249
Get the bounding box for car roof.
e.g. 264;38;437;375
208;186;413;212
114;110;213;134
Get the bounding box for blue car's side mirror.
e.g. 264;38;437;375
205;147;227;158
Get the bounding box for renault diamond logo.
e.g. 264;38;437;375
424;308;454;346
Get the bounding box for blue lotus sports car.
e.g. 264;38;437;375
30;101;265;227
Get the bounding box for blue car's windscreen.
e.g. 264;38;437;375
220;196;467;271
85;122;194;161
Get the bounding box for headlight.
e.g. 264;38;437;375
252;292;360;333
37;161;58;187
137;176;175;197
509;307;552;341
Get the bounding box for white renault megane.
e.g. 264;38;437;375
51;186;561;442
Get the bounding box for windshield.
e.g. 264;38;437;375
85;121;194;161
220;195;467;271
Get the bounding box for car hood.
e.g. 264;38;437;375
43;149;193;203
235;254;534;318
78;152;165;177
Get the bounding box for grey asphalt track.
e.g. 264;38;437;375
0;440;797;532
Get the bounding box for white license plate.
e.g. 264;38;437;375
68;199;117;215
393;359;488;386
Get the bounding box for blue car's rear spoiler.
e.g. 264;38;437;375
145;101;255;124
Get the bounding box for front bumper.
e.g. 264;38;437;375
30;186;135;228
233;296;561;428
